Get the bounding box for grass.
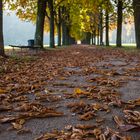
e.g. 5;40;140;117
4;45;68;50
104;43;140;54
5;44;138;52
109;43;136;48
10;54;37;62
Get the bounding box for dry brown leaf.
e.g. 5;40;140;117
79;111;96;121
11;122;22;130
113;115;139;131
17;128;32;134
0;105;12;111
0;89;7;94
113;116;124;127
75;124;97;130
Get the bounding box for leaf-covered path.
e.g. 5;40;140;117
0;46;140;140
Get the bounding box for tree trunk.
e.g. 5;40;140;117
133;0;140;48
61;7;70;46
0;0;5;56
34;0;46;48
62;21;66;45
97;25;100;45
116;0;123;47
57;7;61;46
100;10;103;45
62;22;69;45
94;37;96;45
91;34;94;45
69;36;76;45
61;7;75;46
57;23;61;46
94;29;96;45
62;7;65;46
81;32;91;45
105;10;109;46
48;0;55;48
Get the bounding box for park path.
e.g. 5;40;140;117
0;46;140;140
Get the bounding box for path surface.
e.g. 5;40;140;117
0;46;140;140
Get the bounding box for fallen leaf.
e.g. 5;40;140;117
79;111;96;121
0;89;7;94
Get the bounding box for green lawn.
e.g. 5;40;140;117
5;43;137;51
110;43;136;48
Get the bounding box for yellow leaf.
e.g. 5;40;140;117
74;88;90;95
74;88;83;95
0;89;7;94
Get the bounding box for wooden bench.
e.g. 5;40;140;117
9;45;41;53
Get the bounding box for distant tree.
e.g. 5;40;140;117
48;0;55;48
133;0;140;48
105;9;109;46
56;7;62;46
99;9;103;45
4;0;136;48
34;0;47;48
115;0;133;47
116;0;123;47
0;0;5;56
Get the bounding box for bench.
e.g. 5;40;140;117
9;45;41;53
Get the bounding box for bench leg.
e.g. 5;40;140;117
12;47;15;55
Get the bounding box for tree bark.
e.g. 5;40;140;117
57;23;61;46
62;7;70;45
105;10;109;46
34;0;46;48
97;25;100;45
81;32;91;45
62;7;66;45
0;0;5;56
62;22;69;45
100;10;103;45
94;29;96;45
91;34;94;45
48;0;55;48
61;7;75;46
69;35;75;45
57;7;61;46
133;0;140;48
62;21;66;45
116;0;123;47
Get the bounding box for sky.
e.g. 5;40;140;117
3;11;50;46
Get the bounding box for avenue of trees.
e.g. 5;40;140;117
0;0;140;56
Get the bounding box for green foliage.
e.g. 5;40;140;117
3;0;133;41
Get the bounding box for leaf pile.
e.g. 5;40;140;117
67;101;109;121
0;46;140;139
0;91;63;131
36;124;132;140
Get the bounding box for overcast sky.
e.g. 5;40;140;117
3;11;50;46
